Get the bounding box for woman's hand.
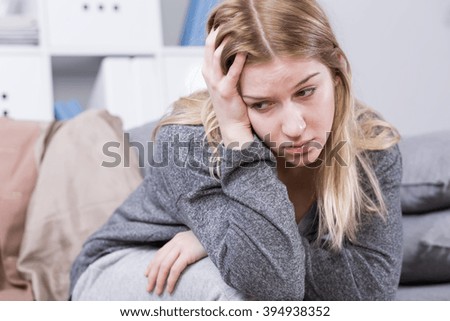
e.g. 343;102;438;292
202;28;254;148
144;231;207;295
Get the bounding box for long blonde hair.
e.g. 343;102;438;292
155;0;399;251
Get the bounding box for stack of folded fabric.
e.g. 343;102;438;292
180;0;220;46
0;15;38;45
397;130;450;300
54;100;84;121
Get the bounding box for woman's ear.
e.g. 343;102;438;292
333;68;341;86
334;53;348;86
334;74;341;86
337;53;348;70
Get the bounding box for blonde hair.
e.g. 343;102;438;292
154;0;400;251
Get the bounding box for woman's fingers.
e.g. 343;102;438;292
212;40;227;80
145;256;161;292
203;28;220;78
203;27;247;92
148;253;192;295
145;256;158;292
145;231;207;295
205;27;219;54
144;240;174;277
153;250;181;295
165;256;190;294
145;241;176;292
227;53;247;84
146;249;179;294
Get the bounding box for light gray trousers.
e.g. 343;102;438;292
72;246;247;301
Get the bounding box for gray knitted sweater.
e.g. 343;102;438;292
70;124;403;300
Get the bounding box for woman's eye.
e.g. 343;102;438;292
296;87;316;97
250;101;273;110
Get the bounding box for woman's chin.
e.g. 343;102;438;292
279;151;322;169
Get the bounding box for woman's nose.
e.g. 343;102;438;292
281;104;306;138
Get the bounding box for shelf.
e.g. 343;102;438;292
49;47;159;57
51;56;103;74
49;46;204;58
162;46;204;56
0;45;43;55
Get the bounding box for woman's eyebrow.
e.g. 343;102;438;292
242;72;321;100
291;72;320;91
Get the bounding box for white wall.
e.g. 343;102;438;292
318;0;450;136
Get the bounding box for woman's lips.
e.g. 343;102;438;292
282;141;313;155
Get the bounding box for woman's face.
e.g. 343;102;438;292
240;57;336;168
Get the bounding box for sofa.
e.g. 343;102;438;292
1;110;449;300
395;131;450;300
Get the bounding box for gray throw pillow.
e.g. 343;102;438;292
399;131;450;214
400;208;450;284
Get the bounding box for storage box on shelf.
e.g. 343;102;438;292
86;47;205;130
43;0;163;56
88;57;165;130
161;46;205;110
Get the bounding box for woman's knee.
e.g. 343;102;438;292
172;257;246;300
72;247;246;301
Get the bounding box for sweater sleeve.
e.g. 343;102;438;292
303;145;403;300
152;125;305;300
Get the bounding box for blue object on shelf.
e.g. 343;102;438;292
54;100;83;121
180;0;220;46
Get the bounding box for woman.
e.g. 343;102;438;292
70;0;402;300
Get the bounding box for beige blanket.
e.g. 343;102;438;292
17;110;143;300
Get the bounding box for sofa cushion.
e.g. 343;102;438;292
399;130;450;214
127;121;158;176
0;118;44;300
396;282;450;300
400;208;450;284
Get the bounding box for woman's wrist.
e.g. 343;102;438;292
221;125;254;149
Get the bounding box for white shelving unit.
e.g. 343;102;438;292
0;0;205;129
0;0;51;121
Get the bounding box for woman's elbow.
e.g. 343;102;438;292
220;265;305;300
211;225;306;300
216;244;305;299
355;267;400;300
